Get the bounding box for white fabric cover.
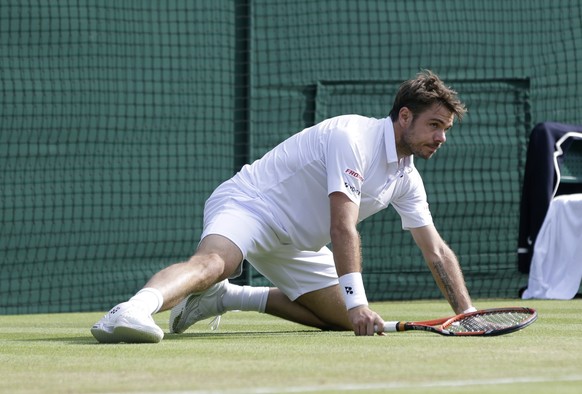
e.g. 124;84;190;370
522;194;582;299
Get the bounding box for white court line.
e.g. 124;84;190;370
108;374;582;394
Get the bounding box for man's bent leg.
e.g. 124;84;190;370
264;288;329;329
295;285;351;330
264;285;351;331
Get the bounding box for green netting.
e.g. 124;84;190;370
2;0;582;313
0;1;237;313
560;139;582;183
246;0;582;299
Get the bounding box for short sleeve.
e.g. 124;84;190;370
391;168;434;229
326;127;367;205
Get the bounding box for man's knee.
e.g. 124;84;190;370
185;252;227;282
193;234;244;280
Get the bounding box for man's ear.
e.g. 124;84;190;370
399;107;412;128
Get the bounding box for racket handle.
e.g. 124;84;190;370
374;321;400;333
383;321;400;332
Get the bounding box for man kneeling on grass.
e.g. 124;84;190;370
91;70;475;343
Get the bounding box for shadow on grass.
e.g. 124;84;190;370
164;329;324;340
23;329;329;345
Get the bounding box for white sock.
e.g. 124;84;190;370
129;287;164;314
222;283;269;313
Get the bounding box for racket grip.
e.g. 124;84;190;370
383;321;400;332
374;321;400;332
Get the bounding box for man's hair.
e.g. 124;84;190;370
389;70;467;122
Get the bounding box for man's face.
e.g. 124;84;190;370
399;104;455;159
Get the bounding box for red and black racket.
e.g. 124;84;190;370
381;307;537;336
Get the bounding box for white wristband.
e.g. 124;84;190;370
463;306;477;314
338;272;368;310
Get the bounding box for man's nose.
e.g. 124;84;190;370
435;130;446;144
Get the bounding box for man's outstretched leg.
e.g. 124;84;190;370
91;281;345;343
91;233;352;343
90;235;244;343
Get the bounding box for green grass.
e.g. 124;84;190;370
1;299;581;394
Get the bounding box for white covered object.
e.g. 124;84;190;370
522;193;582;299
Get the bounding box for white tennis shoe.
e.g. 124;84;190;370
169;279;228;334
91;302;164;344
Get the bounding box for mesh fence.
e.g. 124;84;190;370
1;0;582;313
1;1;237;313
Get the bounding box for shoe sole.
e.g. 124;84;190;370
168;280;228;334
168;296;191;334
91;325;163;344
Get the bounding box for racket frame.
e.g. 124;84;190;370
383;307;537;336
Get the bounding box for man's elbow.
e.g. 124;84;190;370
422;242;452;264
329;223;359;243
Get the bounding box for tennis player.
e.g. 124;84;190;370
91;70;476;343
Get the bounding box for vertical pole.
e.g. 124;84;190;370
234;0;250;172
233;0;251;285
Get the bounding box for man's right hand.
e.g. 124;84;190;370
348;305;385;336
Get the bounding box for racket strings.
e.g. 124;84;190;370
446;311;532;333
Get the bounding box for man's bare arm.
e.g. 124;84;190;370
329;192;384;335
329;192;361;276
410;224;473;314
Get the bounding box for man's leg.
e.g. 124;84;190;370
220;244;351;332
264;285;350;330
91;234;243;343
170;283;350;334
145;234;243;311
158;232;351;333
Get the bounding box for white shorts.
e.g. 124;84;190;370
201;180;339;301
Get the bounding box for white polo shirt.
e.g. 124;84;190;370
232;115;433;251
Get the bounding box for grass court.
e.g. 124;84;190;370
1;299;581;393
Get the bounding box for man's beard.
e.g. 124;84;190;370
401;129;439;160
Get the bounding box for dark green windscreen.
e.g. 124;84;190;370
2;0;581;313
0;1;236;313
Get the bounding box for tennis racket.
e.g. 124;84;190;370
380;307;537;336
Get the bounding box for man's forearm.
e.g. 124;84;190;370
427;246;473;314
330;225;362;276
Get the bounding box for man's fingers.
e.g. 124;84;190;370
349;306;384;336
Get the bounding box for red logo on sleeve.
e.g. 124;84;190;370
345;168;364;182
